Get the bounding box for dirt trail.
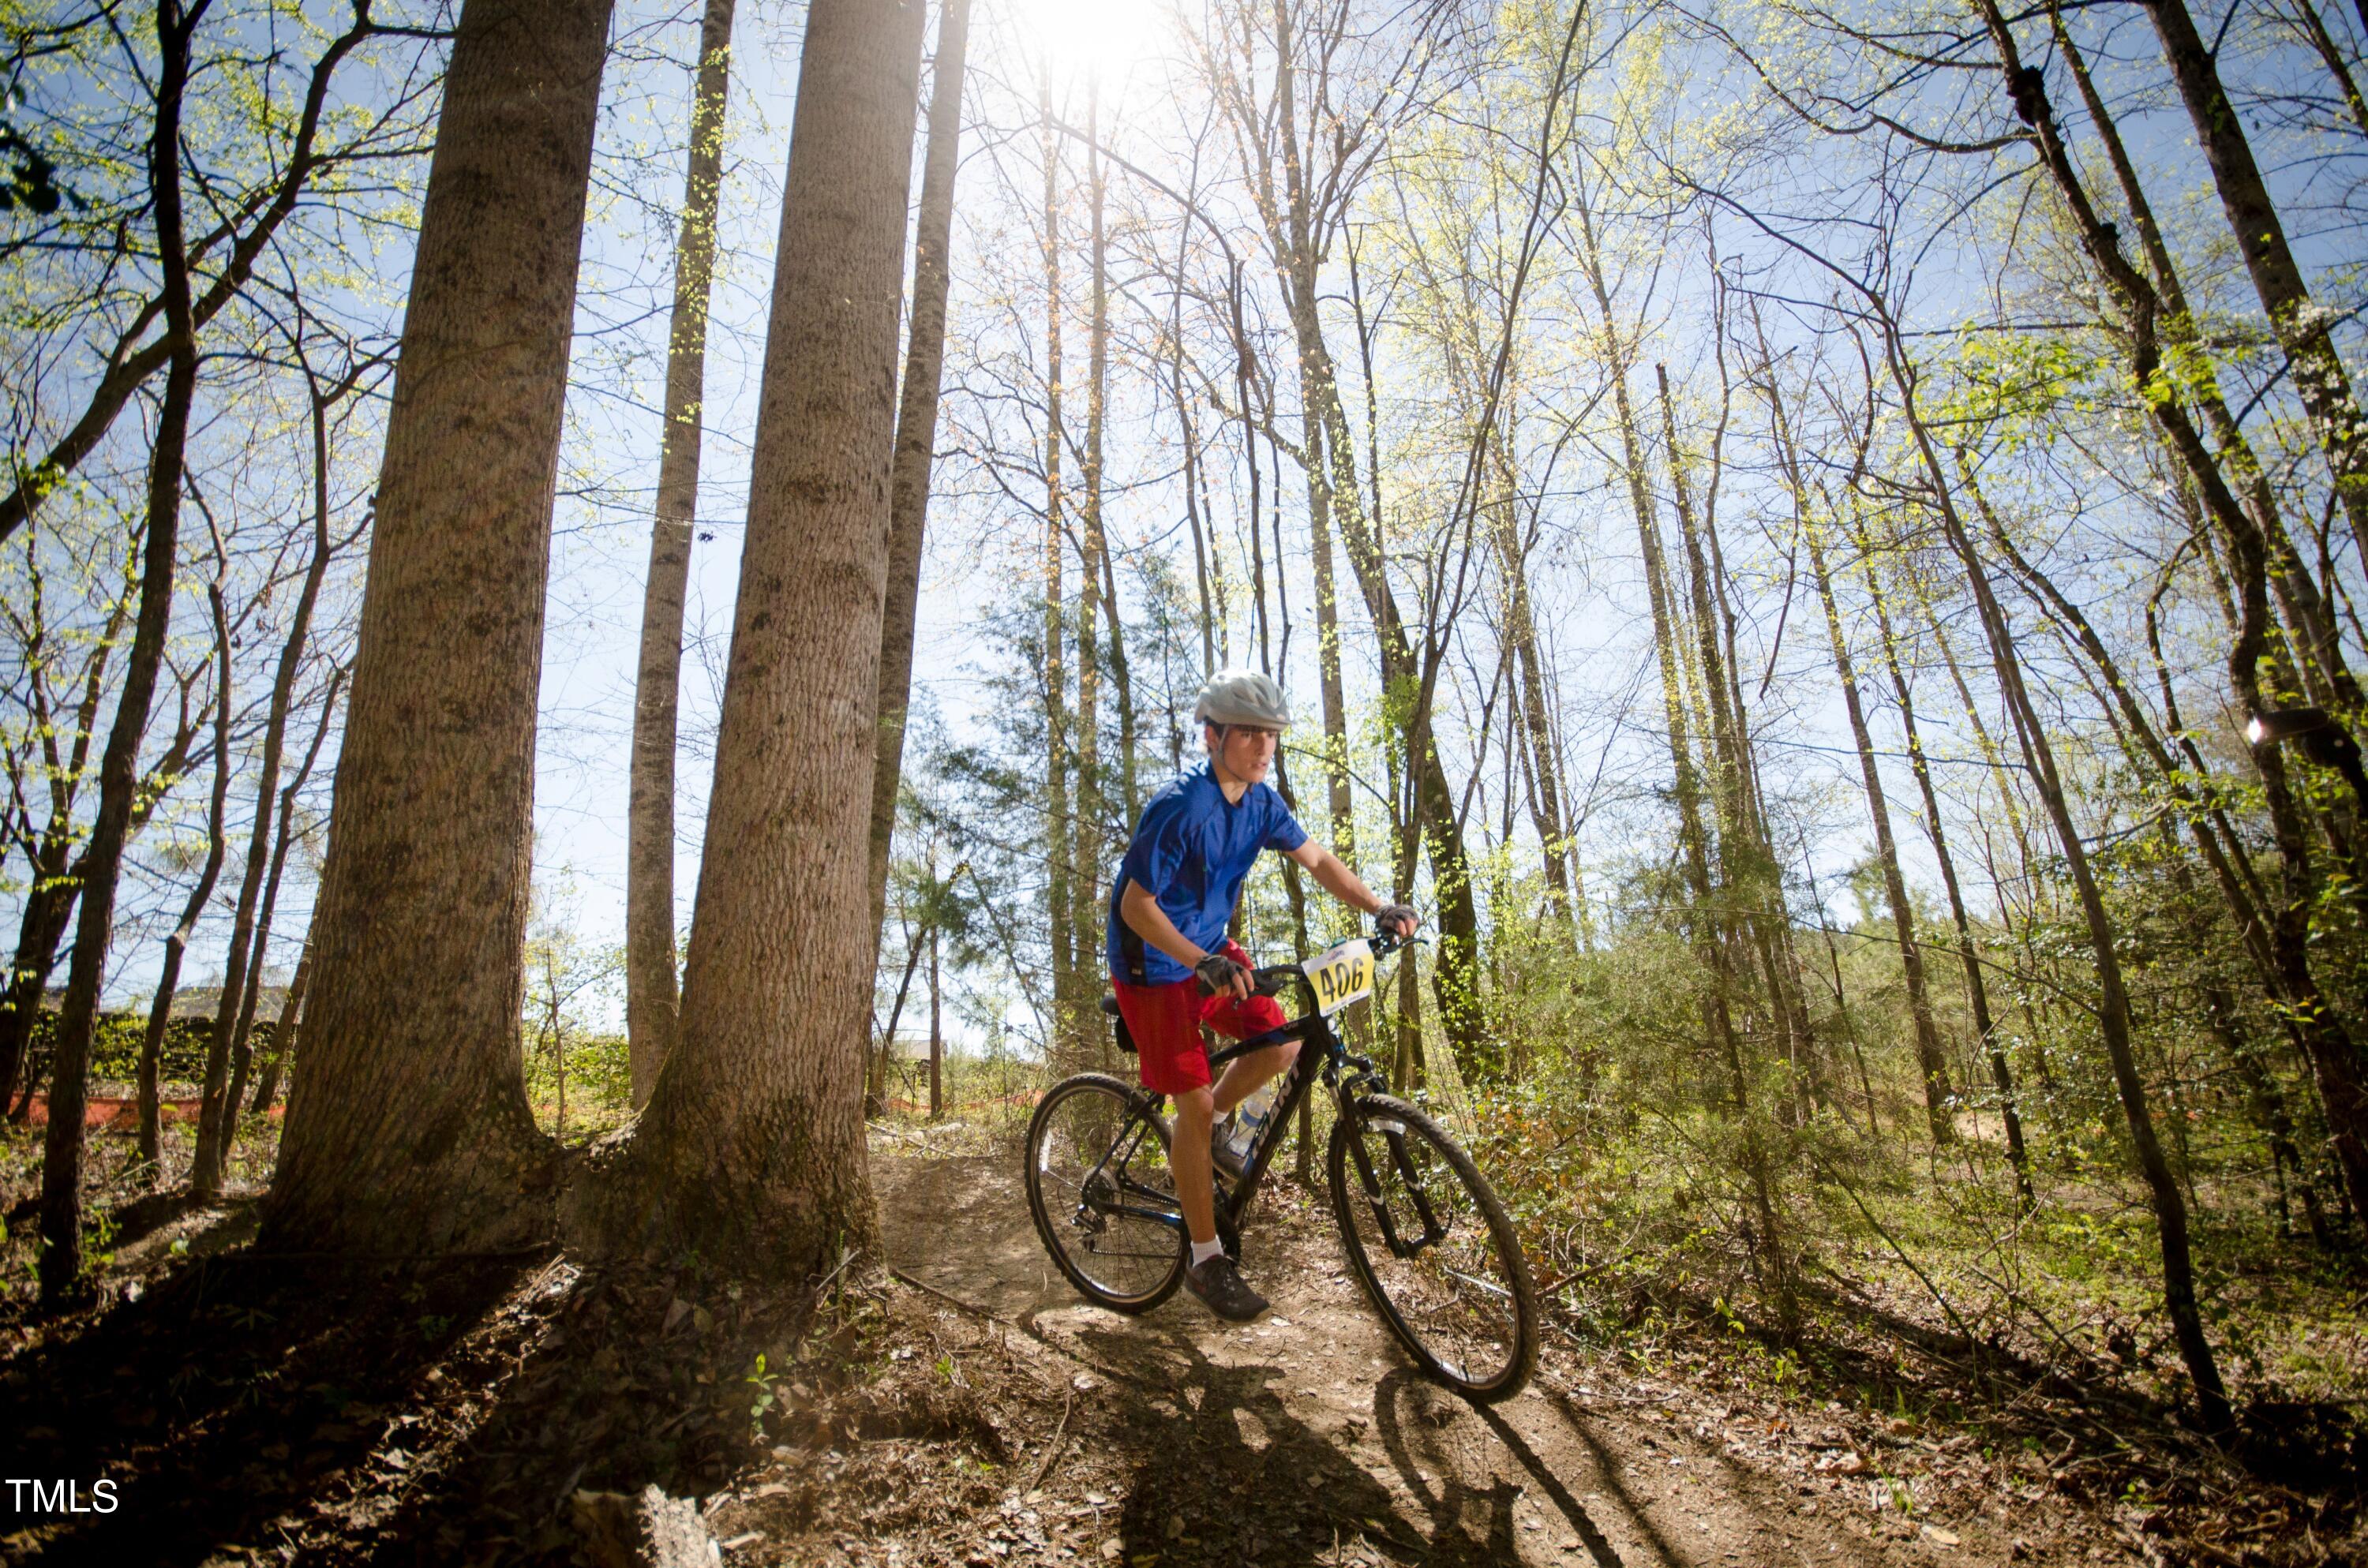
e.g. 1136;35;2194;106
875;1151;2025;1568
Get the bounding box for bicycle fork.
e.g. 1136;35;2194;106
1342;1103;1450;1260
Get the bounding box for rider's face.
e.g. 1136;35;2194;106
1209;723;1279;784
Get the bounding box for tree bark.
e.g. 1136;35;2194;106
39;0;212;1303
261;0;616;1256
867;0;971;965
629;0;740;1108
567;0;927;1278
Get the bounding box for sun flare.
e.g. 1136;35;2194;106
1014;0;1175;87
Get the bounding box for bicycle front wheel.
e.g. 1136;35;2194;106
1328;1094;1538;1401
1025;1073;1187;1313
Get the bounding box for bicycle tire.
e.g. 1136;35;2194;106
1025;1072;1187;1314
1327;1094;1538;1401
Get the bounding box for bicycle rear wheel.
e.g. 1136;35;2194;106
1328;1094;1538;1401
1025;1072;1187;1313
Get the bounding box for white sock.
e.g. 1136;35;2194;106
1190;1237;1225;1267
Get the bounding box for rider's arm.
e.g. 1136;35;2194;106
1286;841;1418;937
1119;880;1250;997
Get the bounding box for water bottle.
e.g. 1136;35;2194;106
1223;1080;1280;1167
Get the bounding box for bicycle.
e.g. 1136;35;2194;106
1022;927;1539;1401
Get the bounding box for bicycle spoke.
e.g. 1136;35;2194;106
1331;1098;1534;1398
1027;1076;1185;1309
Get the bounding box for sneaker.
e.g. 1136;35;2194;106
1183;1255;1268;1323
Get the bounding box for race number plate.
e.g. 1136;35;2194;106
1306;937;1375;1016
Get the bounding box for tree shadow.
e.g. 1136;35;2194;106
362;1263;814;1566
0;1244;540;1567
1366;1370;1642;1568
1068;1320;1534;1567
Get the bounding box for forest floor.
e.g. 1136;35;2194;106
0;1128;2359;1566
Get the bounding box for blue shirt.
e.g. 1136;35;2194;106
1107;765;1308;986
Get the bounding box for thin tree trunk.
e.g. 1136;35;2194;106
1040;78;1073;1069
262;0;615;1256
566;0;927;1277
629;0;740;1108
223;667;346;1125
137;556;233;1175
190;387;343;1194
1256;15;1486;1073
1796;475;1955;1144
1662;363;1819;1108
1073;80;1107;1011
1852;53;2230;1405
867;0;972;965
928;889;942;1121
39;0;211;1303
2141;0;2368;568
2053;3;2358;709
1988;8;2368;1227
247;930;311;1117
1859;530;2031;1199
0;543;137;1112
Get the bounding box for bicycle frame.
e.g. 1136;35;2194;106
1085;944;1451;1263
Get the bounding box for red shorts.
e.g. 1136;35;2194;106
1110;941;1290;1095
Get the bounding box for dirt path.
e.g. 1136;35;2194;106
872;1152;2030;1568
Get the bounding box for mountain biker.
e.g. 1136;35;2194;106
1107;668;1418;1323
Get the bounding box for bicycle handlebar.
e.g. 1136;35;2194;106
1244;923;1422;998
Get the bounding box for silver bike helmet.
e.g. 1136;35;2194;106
1193;668;1292;728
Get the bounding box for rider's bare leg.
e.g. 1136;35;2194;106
1211;1038;1301;1116
1172;1084;1220;1245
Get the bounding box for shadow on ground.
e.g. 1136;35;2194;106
0;1225;537;1566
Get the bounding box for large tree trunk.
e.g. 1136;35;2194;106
628;0;740;1109
567;0;927;1278
39;0;210;1304
2140;0;2368;569
866;0;971;957
260;0;615;1256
